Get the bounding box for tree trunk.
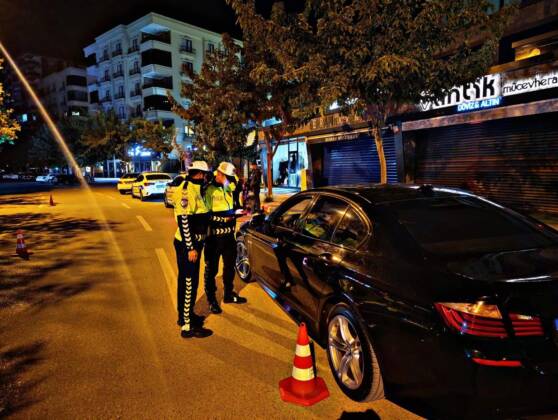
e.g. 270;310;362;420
266;149;273;200
371;126;387;184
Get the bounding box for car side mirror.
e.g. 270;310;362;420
250;212;266;227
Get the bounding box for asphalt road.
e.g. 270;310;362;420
0;184;422;419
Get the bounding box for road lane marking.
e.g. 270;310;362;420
136;215;153;232
121;202;131;209
155;248;177;308
96;192;116;200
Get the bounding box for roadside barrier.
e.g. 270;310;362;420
279;322;329;406
15;229;29;259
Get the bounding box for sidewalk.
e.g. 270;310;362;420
260;187;297;213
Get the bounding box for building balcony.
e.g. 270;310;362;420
143;77;173;90
99;75;111;84
128;46;140;54
144;109;175;120
100;96;112;103
114;92;126;100
142;86;170;97
141;64;172;77
140;40;172;53
130;89;142;98
141;32;171;45
98;54;110;63
129;68;141;76
113;71;124;79
179;46;196;55
112;49;123;58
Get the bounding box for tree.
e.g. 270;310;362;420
0;58;20;145
81;110;132;162
229;0;516;183
174;27;319;199
129;118;175;156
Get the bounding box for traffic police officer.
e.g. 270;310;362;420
174;161;213;338
204;162;247;314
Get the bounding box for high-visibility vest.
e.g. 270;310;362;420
205;181;236;236
174;181;210;244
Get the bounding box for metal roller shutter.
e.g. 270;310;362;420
323;133;399;185
415;113;558;214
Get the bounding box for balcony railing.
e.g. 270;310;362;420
99;75;111;83
113;71;124;79
129;68;141;76
112;49;123;57
179;46;196;54
130;89;142;98
100;96;112;103
141;32;171;45
98;54;110;63
114;92;125;100
128;46;140;54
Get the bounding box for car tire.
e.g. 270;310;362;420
140;191;145;201
164;194;172;208
235;236;253;283
119;190;126;195
326;305;384;402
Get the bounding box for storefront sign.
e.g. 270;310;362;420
419;70;558;112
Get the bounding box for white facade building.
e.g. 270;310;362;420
40;67;92;119
83;12;225;162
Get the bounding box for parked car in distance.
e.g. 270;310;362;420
163;173;187;208
131;172;172;201
117;173;139;194
35;173;56;183
235;184;558;418
53;174;79;185
1;173;19;181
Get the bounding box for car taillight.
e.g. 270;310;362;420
435;302;508;338
509;313;544;337
144;182;154;186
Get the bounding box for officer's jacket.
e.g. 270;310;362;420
174;179;209;250
205;180;236;236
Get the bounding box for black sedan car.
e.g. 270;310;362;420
235;184;558;418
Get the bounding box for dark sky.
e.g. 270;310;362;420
0;0;256;64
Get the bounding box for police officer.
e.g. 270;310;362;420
174;161;213;339
204;162;247;314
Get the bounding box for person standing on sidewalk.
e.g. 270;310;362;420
248;162;262;212
204;162;247;314
173;161;213;339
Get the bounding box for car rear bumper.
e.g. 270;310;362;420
142;187;165;196
117;183;133;191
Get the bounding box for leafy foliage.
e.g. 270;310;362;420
229;0;516;183
129;118;175;156
0;58;20;145
81;110;132;161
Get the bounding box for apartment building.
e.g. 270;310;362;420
83;12;225;166
40;67;92;119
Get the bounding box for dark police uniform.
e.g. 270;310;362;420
174;177;210;334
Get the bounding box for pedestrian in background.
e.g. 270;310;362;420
204;162;248;314
173;161;213;339
248;162;262;212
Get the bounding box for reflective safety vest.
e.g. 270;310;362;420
205;181;236;236
174;180;210;247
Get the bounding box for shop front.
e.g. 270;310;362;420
401;67;558;214
259;137;308;190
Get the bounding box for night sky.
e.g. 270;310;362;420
0;0;270;63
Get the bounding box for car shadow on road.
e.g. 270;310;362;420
0;341;45;417
338;409;381;419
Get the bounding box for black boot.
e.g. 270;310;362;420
181;325;213;339
209;300;222;314
224;292;247;304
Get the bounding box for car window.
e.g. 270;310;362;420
384;196;558;255
274;197;313;230
146;174;171;180
124;173;138;179
301;197;348;241
136;175;144;182
332;207;368;249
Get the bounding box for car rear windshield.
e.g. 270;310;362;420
146;174;171;180
383;196;558;255
123;174;138;179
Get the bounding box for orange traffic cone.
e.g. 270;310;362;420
279;322;329;406
49;194;55;206
15;230;29;259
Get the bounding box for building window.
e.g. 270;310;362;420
132;38;138;49
182;61;193;75
180;37;193;53
207;42;215;53
118;106;125;119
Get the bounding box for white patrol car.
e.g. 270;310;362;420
131;172;172;201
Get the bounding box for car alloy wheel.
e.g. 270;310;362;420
326;306;384;402
329;314;364;390
235;238;252;282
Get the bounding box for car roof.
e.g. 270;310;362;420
307;183;474;206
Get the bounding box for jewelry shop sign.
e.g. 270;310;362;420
419;70;558;112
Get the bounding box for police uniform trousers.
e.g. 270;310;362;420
174;238;202;328
204;231;236;302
